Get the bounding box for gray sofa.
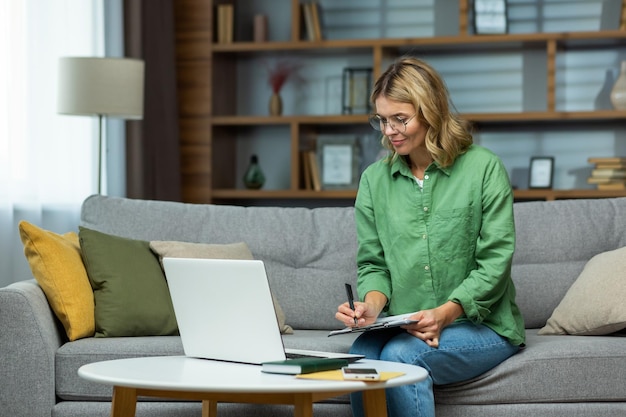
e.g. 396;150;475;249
2;194;626;417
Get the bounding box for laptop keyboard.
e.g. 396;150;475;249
285;352;326;359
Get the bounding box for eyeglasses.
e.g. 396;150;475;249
368;114;417;133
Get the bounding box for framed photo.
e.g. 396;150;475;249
529;157;554;189
342;67;373;115
316;135;360;190
473;0;508;35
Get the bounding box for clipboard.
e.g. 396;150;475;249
328;317;418;337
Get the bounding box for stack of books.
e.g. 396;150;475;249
587;157;626;190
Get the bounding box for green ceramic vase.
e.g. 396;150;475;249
243;154;266;189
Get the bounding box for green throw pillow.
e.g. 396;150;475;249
79;227;178;337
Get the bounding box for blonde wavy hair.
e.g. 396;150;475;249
371;57;473;167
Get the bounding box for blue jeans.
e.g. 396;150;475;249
349;322;520;417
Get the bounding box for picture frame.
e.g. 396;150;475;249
342;67;373;115
529;157;554;189
316;135;360;190
473;0;508;35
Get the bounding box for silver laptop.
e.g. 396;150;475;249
162;257;363;365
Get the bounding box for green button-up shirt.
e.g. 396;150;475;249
355;144;525;346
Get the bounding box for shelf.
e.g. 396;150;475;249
210;188;626;202
210;30;626;53
211;111;626;126
514;189;626;201
465;110;626;124
211;189;357;200
211;114;369;125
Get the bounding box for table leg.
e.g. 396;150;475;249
202;400;217;417
110;386;137;417
293;393;314;417
362;389;387;417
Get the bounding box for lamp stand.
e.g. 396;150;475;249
97;114;104;195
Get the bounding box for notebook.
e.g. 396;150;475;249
162;257;364;365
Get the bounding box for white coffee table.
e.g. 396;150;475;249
78;355;427;417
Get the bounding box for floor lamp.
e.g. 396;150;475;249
57;57;144;194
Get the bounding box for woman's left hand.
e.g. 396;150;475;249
402;301;464;348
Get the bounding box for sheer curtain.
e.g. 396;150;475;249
0;1;104;287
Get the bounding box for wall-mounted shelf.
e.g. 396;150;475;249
514;189;626;201
210;188;626;202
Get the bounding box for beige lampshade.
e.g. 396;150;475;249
57;57;144;119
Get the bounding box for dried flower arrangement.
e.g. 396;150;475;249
266;59;303;94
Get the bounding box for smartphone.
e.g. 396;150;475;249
341;367;380;381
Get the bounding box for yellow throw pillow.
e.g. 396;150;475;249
18;221;95;341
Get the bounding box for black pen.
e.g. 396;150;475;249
345;283;358;326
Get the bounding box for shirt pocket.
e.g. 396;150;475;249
428;206;475;263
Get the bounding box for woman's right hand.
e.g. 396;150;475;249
335;291;387;327
335;301;373;327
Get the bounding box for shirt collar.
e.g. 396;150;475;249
390;156;452;178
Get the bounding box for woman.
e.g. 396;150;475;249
335;57;525;417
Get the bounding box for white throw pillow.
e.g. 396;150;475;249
149;240;293;334
539;246;626;336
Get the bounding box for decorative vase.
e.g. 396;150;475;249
269;93;282;116
610;61;626;110
594;69;614;110
243;154;266;189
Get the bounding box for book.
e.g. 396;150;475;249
307;151;322;191
328;313;419;337
598;181;626;191
301;151;312;190
310;1;323;41
216;4;234;44
586;176;626;189
598;181;626;190
224;4;234;43
587;176;617;184
261;357;348;375
588;157;626;165
591;168;626;178
302;4;316;41
594;163;626;170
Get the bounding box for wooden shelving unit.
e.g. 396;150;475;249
174;0;626;205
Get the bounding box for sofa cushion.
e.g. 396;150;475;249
434;329;626;405
149;240;292;334
18;221;95;341
538;246;626;335
55;336;185;400
79;227;178;337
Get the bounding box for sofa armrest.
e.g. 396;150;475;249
0;280;65;417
